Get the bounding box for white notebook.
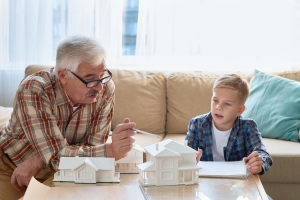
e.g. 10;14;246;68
197;161;248;178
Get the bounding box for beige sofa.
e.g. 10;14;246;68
1;65;300;200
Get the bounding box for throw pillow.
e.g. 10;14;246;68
242;70;300;142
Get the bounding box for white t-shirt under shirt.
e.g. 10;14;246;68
212;121;232;161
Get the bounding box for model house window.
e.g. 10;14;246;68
79;167;92;179
161;159;173;169
161;171;173;180
64;171;72;177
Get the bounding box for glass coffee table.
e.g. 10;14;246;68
44;173;268;200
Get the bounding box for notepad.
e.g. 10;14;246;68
197;161;248;178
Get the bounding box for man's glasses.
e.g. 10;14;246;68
65;69;112;88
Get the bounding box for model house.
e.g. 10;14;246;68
53;157;120;183
115;143;144;173
137;139;200;186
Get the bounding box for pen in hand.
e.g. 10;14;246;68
131;128;161;138
244;146;258;164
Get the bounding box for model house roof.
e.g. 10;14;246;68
138;161;155;171
144;139;197;156
58;157;115;171
116;143;144;163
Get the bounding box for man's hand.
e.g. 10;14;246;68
106;118;136;160
243;151;263;174
196;149;202;164
11;153;44;191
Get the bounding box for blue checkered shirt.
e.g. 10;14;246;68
185;112;273;175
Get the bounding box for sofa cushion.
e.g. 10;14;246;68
243;70;300;142
0;106;13;128
166;72;252;134
110;69;167;134
260;138;300;184
25;65;51;78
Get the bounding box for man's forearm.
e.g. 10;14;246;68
28;153;45;169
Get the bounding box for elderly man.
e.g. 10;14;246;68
0;35;136;200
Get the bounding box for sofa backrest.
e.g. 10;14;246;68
166;72;252;134
110;69;167;134
165;70;300;135
24;65;300;136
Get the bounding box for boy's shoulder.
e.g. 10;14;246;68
190;112;212;124
236;116;258;129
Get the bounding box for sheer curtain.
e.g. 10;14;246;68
134;0;300;71
0;0;123;106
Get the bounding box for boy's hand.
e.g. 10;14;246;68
243;151;263;174
196;149;202;164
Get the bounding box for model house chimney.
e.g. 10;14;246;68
156;143;159;150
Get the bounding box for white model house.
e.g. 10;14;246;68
137;139;200;186
53;157;120;183
115;143;144;173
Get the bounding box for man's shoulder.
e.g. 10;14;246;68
20;69;53;88
19;68;55;93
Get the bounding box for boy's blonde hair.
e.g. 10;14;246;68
213;74;250;104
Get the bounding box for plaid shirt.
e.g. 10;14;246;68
185;112;272;175
0;68;114;177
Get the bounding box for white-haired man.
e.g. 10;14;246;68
0;35;136;200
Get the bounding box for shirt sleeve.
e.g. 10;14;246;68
17;81;115;170
245;121;273;175
186;118;200;151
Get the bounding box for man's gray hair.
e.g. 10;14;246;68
54;35;106;76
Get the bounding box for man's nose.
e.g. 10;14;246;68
93;82;103;91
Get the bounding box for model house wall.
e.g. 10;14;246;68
53;157;120;183
115;143;144;173
138;139;200;186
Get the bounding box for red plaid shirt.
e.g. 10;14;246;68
0;68;114;178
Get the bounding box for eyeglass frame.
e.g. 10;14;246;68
65;69;113;88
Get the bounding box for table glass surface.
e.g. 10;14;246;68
45;174;265;200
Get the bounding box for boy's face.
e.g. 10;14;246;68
211;87;245;131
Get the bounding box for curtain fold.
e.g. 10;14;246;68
0;0;124;106
135;0;299;71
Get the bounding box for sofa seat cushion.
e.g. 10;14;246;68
260;138;300;184
0;106;13;128
110;69;167;134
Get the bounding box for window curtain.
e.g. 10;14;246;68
0;0;123;106
135;0;300;71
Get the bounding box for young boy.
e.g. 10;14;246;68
185;74;272;175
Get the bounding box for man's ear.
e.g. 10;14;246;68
57;69;67;85
237;104;246;116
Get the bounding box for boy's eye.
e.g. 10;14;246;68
225;103;232;106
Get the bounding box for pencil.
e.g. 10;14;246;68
131;128;160;138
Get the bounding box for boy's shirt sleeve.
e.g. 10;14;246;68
246;120;273;175
186;118;200;151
